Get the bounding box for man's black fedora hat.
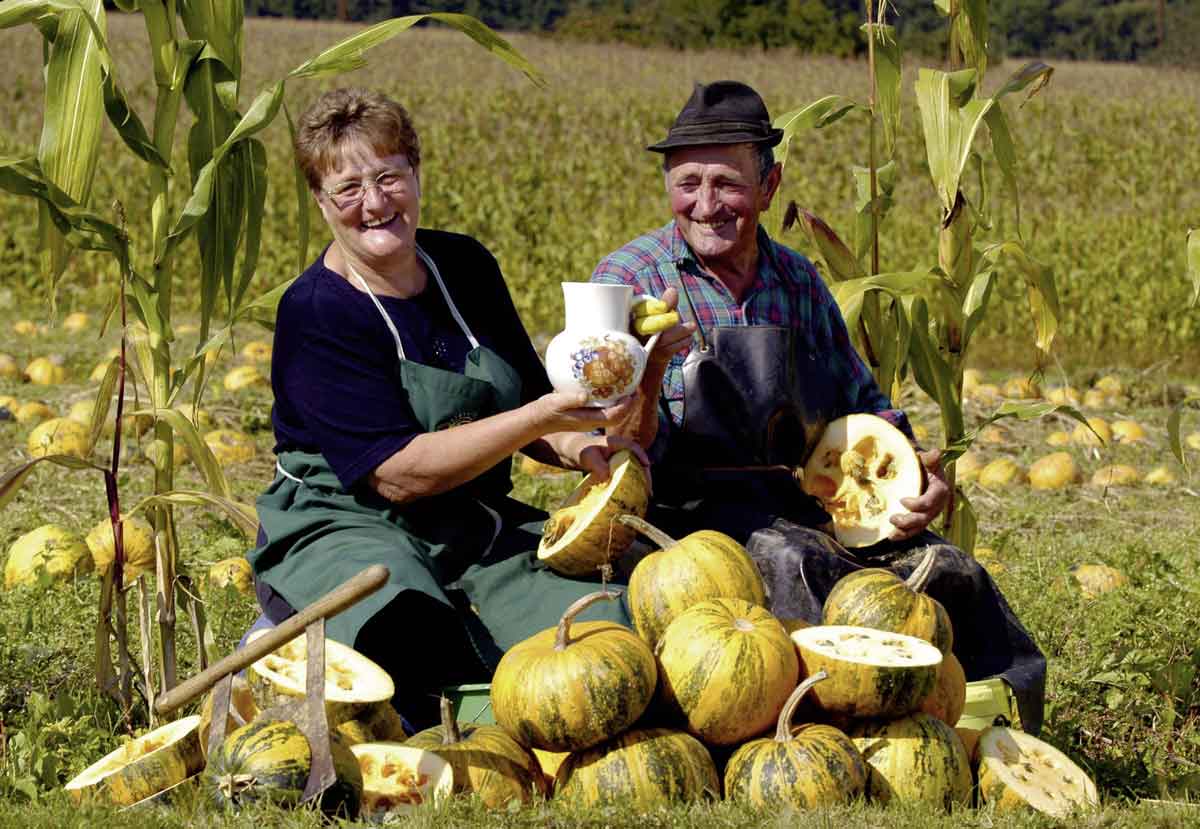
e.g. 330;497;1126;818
647;80;783;153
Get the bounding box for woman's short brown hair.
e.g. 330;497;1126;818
294;88;421;191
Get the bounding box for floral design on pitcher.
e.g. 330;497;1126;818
570;336;637;401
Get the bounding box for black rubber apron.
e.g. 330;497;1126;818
650;291;1047;735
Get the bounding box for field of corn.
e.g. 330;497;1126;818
1;13;1199;828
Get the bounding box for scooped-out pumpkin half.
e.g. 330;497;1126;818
976;726;1099;817
801;414;923;548
65;715;204;806
536;450;649;577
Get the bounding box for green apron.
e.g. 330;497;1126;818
248;246;629;670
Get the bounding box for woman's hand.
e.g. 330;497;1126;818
531;390;640;434
888;449;952;541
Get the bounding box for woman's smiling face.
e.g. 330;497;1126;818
316;138;421;271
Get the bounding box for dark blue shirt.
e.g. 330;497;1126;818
270;229;552;490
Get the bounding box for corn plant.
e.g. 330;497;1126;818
767;1;1093;552
0;1;539;720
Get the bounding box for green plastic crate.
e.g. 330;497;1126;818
956;676;1021;731
443;683;494;725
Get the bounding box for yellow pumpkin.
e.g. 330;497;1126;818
24;356;66;385
27;417;91;459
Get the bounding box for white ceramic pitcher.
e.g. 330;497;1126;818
544;283;659;407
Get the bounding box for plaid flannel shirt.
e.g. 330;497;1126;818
591;220;911;450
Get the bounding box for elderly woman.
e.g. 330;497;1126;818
247;88;643;729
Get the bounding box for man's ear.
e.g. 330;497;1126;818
760;162;783;210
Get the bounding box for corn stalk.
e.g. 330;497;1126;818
0;1;541;718
773;1;1077;552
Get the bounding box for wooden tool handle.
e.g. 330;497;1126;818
154;564;389;716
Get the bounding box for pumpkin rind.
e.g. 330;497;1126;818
791;625;941;719
623;516;766;649
555;728;719;807
850;713;972;809
536;450;649;576
723;673;866;808
406;701;544;809
919;651;967;726
491;592;657;752
976;726;1099;817
821;547;954;655
203;719;311;809
197;675;260;759
65;715;204;806
656;597;798;746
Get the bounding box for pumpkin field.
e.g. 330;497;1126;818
2;11;1199;828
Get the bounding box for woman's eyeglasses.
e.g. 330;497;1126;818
322;167;412;210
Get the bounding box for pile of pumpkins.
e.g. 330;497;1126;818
481;520;1099;817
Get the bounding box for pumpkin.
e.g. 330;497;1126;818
203;718;362;817
245;629;394;727
65;715;204;806
85;516;157;584
1002;376;1041;399
335;701;409;747
1045;385;1081;406
1071;417;1111;447
5;524;93;589
977;457;1024;488
62;311;90;333
197;676;260;759
955;726;982;760
1093;374;1123;396
976;726;1099;817
1091;464;1141;487
351;742;453;818
800;414;924;548
240;339;273;363
791;625;942;719
203;429;257;466
0;353;18;380
206;557;255;597
491;590;656;752
23;356;66;385
1144;465;1176;486
223;364;268;392
1070;563;1127;597
821;546;953;655
536;450;649;576
531;747;569;793
406;697;544;808
1044;430;1071;447
555;728;719;807
27;417;91;459
1110;420;1147;443
953;450;984;483
620;514;766;649
14;400;56;425
919;651;967;726
1028;452;1080;490
724;671;866;808
655;597;798;746
850;712;972;809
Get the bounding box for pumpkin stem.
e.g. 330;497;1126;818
616;515;678;551
438;695;461;745
554;590;620;651
904;546;938;593
774;670;828;742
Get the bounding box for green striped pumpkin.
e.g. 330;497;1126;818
491;591;656;752
203;719;363;818
821;547;954;654
406;697;544;809
656;597;799;746
620;515;766;649
791;625;942;719
724;672;866;808
849;713;972;810
64;715;204;806
555;728;719;807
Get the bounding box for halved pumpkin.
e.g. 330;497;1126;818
65;715;203;806
536;450;649;576
352;742;453;817
791;625;942;719
801;414;923;548
976;726;1099;817
245;629;394;727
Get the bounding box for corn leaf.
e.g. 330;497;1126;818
862;23;901;159
288;13;542;87
101;70;169;169
981;106;1020;231
37;0;106;295
916;68;994;216
786;207;864;282
994;61;1054;106
961;266;996;348
852;160;898;262
87;356;122;453
283;101;310;276
955;0;988;80
0;456;105;511
179;0;243;111
128;490;257;537
140;408;231;497
944;401;1096;462
233;138;268;310
945;487;977;554
979;240;1059;353
1187;228;1198;307
1167;397;1197;468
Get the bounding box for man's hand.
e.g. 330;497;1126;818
575;435;652;485
642;287;695;370
889;448;952;541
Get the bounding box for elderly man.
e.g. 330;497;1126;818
592;80;1046;733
